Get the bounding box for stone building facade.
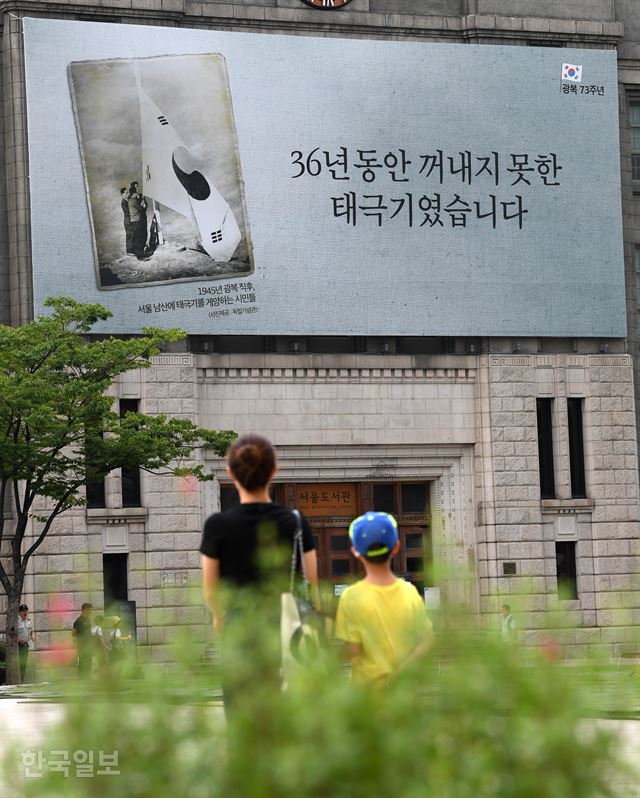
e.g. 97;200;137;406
2;0;640;665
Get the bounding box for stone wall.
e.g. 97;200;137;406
476;353;640;654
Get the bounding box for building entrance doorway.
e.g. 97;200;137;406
279;481;432;592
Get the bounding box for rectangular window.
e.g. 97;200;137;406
331;559;351;577
372;483;396;514
330;535;351;552
85;429;106;509
555;541;578;600
406;556;423;573
400;483;428;513
536;398;556;499
567;398;586;498
120;399;141;508
220;485;240;512
632;102;640;181
635;247;640;317
86;474;106;509
103;553;129;608
405;533;424;550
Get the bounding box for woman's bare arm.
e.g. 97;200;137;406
201;555;224;634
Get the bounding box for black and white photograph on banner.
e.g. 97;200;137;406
69;53;253;289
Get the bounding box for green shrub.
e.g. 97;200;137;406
3;597;636;798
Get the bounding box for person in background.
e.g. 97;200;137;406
109;617;131;652
71;602;93;678
109;616;132;674
335;512;433;684
500;604;517;643
92;614;109;670
17;604;35;683
200;433;318;711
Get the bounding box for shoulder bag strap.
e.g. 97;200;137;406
290;509;310;599
289;509;300;593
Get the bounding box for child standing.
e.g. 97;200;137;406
335;512;433;684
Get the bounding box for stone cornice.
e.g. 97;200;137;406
486;354;632;368
0;3;625;46
199;365;476;383
151;354;195;367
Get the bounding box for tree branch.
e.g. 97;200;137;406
0;558;13;600
0;476;7;549
21;488;77;566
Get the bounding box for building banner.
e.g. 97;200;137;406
23;19;625;336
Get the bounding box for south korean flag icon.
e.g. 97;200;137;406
562;63;583;82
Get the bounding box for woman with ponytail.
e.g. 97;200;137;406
200;434;317;708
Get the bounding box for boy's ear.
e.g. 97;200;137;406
351;546;361;559
391;541;401;555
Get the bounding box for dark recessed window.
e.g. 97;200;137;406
331;559;351;577
220;485;240;512
85;428;106;509
103;553;128;608
209;336;267;354
396;337;448;354
373;483;396;514
536;398;556;499
636;248;640;316
405;533;424;550
307;337;354;354
86;478;106;510
556;541;578;600
632;103;640;180
406;557;423;573
401;483;428;514
567;398;586;498
503;562;517;575
330;535;351;552
120;399;141;508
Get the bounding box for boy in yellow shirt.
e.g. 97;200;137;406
335;511;433;683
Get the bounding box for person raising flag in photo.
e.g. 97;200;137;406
128;181;149;261
135;62;241;263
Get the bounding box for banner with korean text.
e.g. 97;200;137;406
23;18;625;336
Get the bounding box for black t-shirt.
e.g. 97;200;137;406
199;503;314;588
73;615;92;648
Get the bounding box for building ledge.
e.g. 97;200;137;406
541;499;595;514
0;4;625;47
86;507;148;525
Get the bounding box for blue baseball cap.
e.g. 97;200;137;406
349;512;399;558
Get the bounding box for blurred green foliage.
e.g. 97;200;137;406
3;596;637;798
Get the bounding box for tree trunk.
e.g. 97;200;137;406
4;592;22;685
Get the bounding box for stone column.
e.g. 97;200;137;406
2;13;32;325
